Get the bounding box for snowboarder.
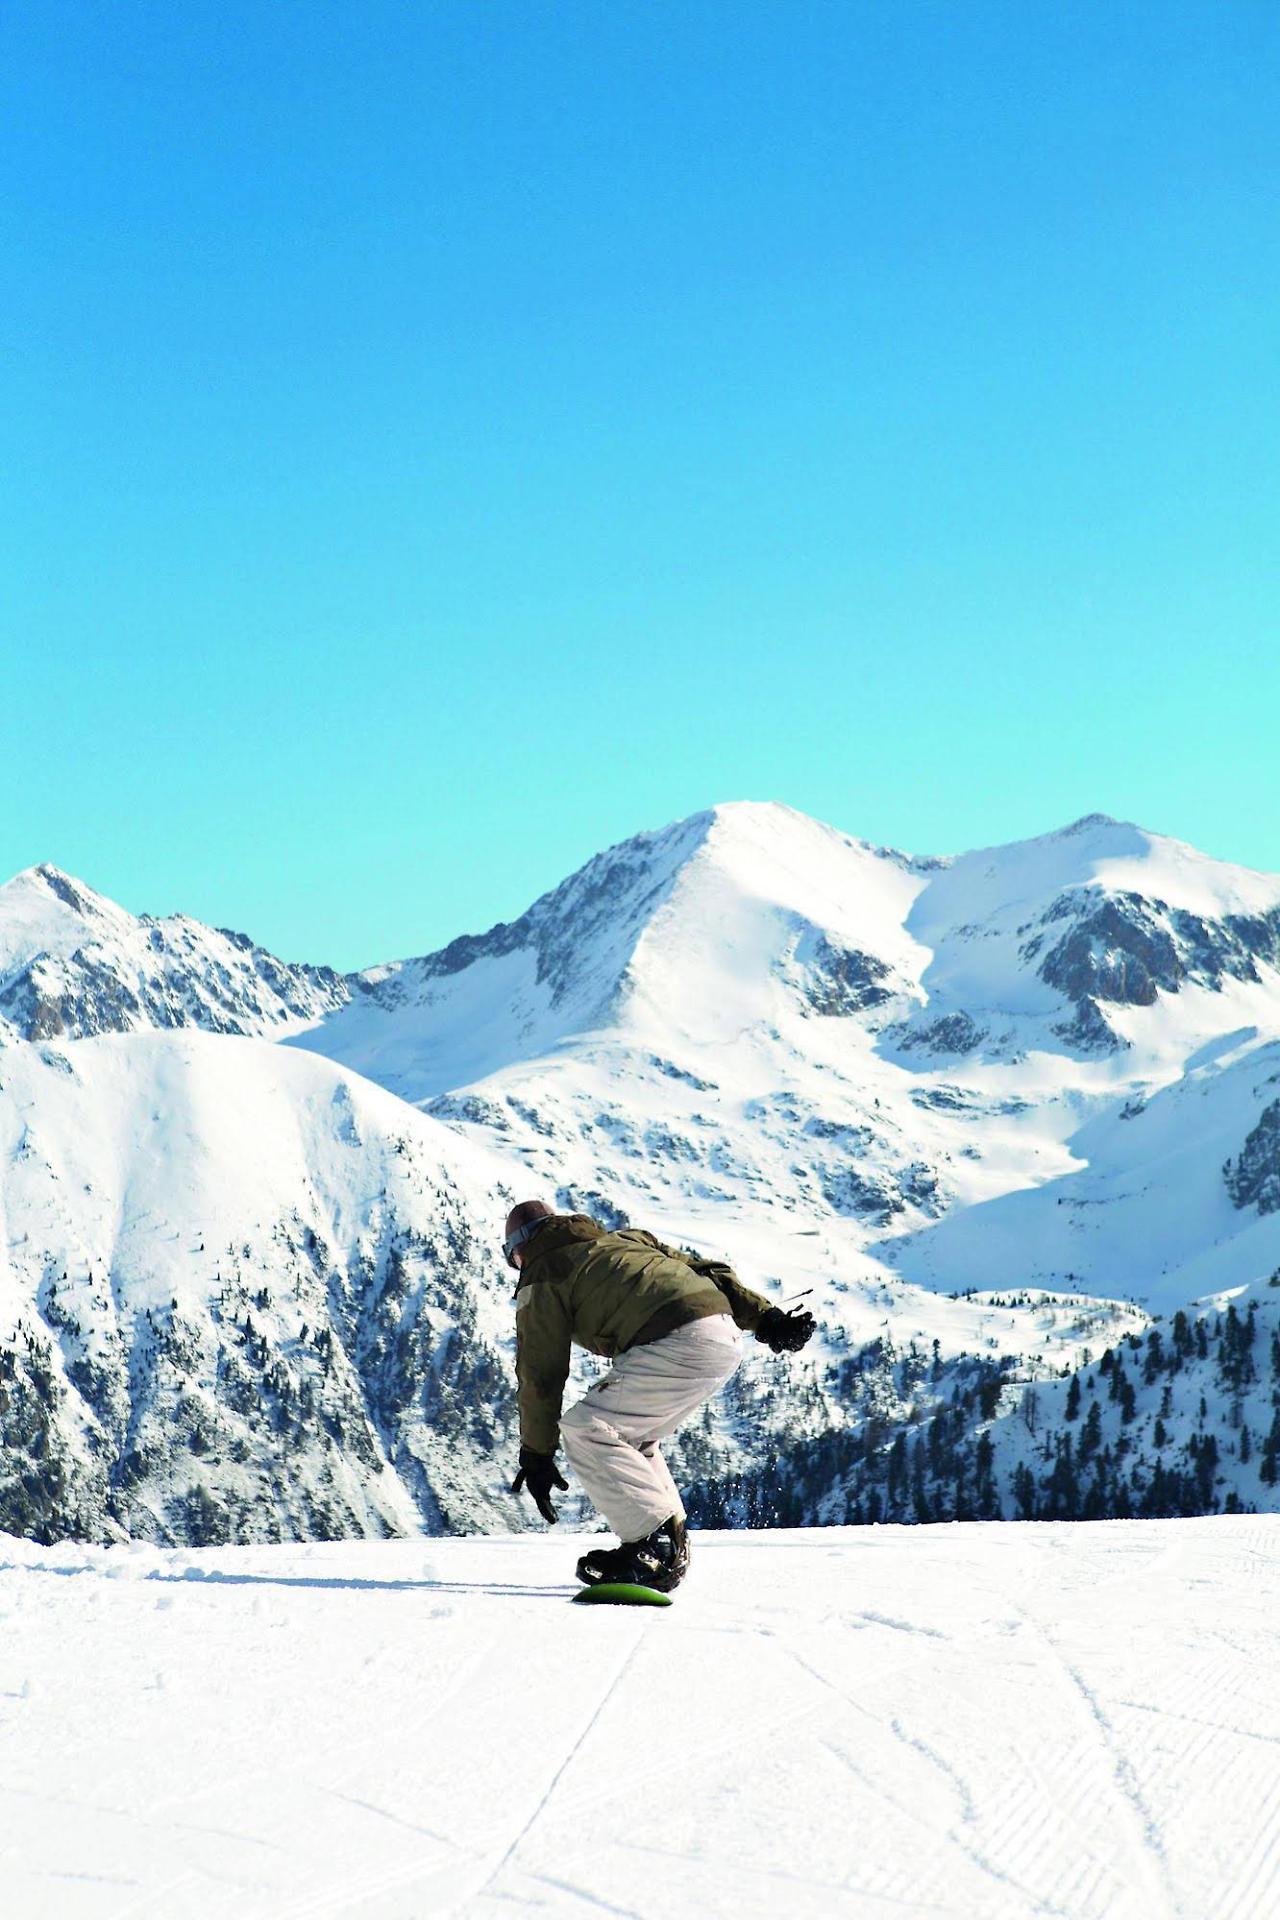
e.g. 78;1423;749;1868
505;1200;815;1592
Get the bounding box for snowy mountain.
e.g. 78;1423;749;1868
5;801;1280;1543
301;801;1280;1323
0;863;348;1044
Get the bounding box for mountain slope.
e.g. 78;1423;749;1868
883;1032;1280;1310
0;1032;522;1542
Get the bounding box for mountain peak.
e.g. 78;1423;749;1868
0;866;134;981
3;862;116;915
1056;811;1132;836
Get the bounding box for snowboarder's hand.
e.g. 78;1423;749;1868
756;1307;816;1354
511;1446;569;1523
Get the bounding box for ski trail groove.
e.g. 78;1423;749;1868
789;1637;1071;1914
520;1866;646;1918
466;1624;648;1909
1207;1750;1280;1920
886;1714;1072;1917
1014;1601;1181;1920
1117;1696;1280;1751
617;1835;956;1916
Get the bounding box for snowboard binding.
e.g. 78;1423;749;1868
575;1516;689;1595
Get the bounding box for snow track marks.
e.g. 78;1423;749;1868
2;1520;1278;1919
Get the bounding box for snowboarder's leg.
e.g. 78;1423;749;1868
559;1399;679;1542
560;1315;741;1545
636;1437;684;1526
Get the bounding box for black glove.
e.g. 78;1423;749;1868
756;1307;816;1354
511;1445;569;1524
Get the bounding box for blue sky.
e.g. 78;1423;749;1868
3;3;1276;968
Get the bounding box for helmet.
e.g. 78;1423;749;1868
503;1199;554;1269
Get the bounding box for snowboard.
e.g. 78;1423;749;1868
572;1581;673;1608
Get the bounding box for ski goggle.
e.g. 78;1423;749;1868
503;1216;550;1269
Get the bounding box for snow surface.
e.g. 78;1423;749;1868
3;1517;1277;1919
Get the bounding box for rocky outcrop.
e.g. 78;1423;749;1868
794;934;896;1016
1225;1101;1280;1216
1033;890;1280;1020
1052;995;1128;1055
353;814;711;1017
897;1012;987;1056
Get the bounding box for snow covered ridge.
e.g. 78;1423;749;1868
0;863;347;1043
6;801;1280;1545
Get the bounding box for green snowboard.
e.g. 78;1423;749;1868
572;1581;674;1608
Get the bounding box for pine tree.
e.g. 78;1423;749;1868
910;1434;931;1524
1193;1431;1219;1508
1080;1400;1103;1462
1260;1411;1280;1486
1013;1461;1037;1519
979;1374;1003;1420
1046;1433;1080;1518
1065;1373;1082;1421
1172;1308;1192;1365
974;1432;998;1519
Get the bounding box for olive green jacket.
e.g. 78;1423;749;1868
514;1214;774;1454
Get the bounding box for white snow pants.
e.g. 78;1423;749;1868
559;1314;742;1543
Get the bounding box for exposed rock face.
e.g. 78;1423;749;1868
1037;894;1178;1007
1225;1100;1280;1216
897;1012;987;1056
1035;890;1280;1014
354;814;711;1019
1052;995;1128;1055
1018;888;1280;1055
794;934;895;1016
818;1159;942;1225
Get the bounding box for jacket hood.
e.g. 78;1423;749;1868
515;1213;603;1289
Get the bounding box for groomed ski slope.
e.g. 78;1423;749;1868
4;1522;1279;1918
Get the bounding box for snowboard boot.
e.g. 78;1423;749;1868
575;1517;690;1593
